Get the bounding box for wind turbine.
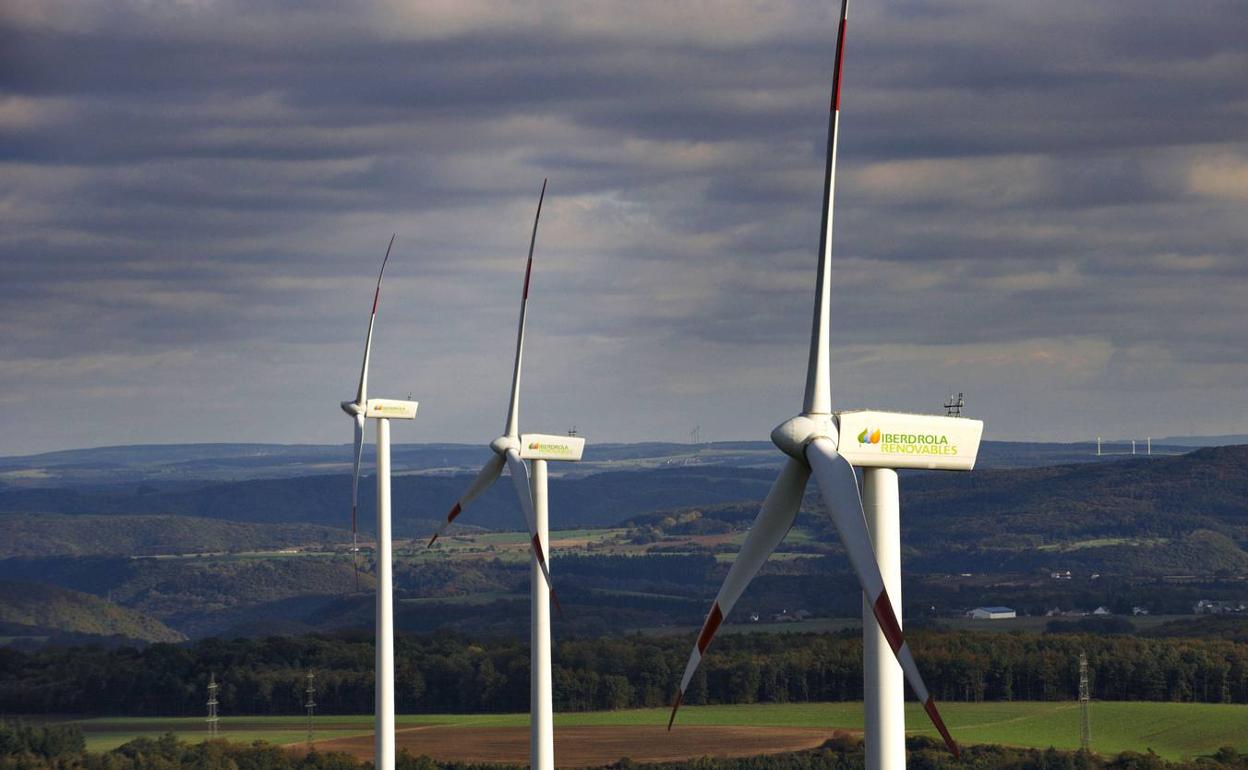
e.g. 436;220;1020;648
666;1;983;767
427;179;585;770
339;237;419;770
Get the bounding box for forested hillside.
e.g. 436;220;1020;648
0;466;781;535
0;446;1244;642
0;582;183;644
1;448;1242;549
0;513;351;558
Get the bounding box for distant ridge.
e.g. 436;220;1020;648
0;438;1193;488
1154;434;1248;447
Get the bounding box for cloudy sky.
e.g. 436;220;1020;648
2;0;1245;455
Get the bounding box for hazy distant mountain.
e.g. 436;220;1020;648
1154;435;1248;447
0;438;1188;489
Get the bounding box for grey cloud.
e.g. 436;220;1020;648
1;0;1246;454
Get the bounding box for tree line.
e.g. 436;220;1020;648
2;629;1247;717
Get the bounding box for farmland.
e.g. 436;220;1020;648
68;701;1248;761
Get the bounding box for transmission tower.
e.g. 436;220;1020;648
944;392;965;416
690;425;701;444
305;672;317;748
206;673;220;739
1078;652;1091;750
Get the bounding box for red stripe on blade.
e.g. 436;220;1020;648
522;258;533;299
697;602;723;654
531;534;547;565
667;690;684;731
447;502;462;523
372;287;381;314
871;592;904;654
923;696;960;758
832;18;847;111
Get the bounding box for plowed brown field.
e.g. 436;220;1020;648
312;725;842;767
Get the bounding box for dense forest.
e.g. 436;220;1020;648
3;726;1247;770
3;630;1247;717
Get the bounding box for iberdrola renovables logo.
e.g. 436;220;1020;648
857;428;881;445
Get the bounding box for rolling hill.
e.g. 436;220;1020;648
0;513;353;558
0;581;184;644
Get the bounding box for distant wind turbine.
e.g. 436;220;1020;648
338;236;418;770
427;179;586;770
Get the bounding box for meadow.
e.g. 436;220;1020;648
70;701;1248;760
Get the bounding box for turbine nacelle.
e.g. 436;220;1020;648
490;435;522;455
770;413;839;461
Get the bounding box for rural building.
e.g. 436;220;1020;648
969;606;1016;620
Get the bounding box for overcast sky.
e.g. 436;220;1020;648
2;0;1245;456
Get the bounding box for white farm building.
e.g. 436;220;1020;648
969;606;1016;620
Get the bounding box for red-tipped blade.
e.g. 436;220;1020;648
924;696;960;758
354;234;395;407
668;459;809;729
666;690;684;731
428;456;505;547
506;449;559;600
503;180;548;439
806;438;959;756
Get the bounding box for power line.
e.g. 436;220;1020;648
206;673;220;739
305;672;316;749
1078;652;1091;751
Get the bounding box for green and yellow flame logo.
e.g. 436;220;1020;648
857;428;881;445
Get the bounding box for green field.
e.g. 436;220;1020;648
70;701;1248;759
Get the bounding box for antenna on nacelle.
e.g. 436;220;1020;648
944;392;965;417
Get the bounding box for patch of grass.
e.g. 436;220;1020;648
1037;538;1171;552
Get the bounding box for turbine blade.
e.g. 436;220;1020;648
505;448;560;613
668;457;810;729
355;234;396;406
802;0;848;416
503;179;547;438
427;453;506;546
805;437;959;757
351;414;365;590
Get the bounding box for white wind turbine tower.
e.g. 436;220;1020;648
339;237;419;770
667;2;983;768
427;179;584;770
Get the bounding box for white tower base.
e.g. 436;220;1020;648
862;467;905;770
375;418;396;770
530;458;555;770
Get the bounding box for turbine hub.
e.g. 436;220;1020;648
490;436;520;455
771;413;838;461
341;400;363;416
